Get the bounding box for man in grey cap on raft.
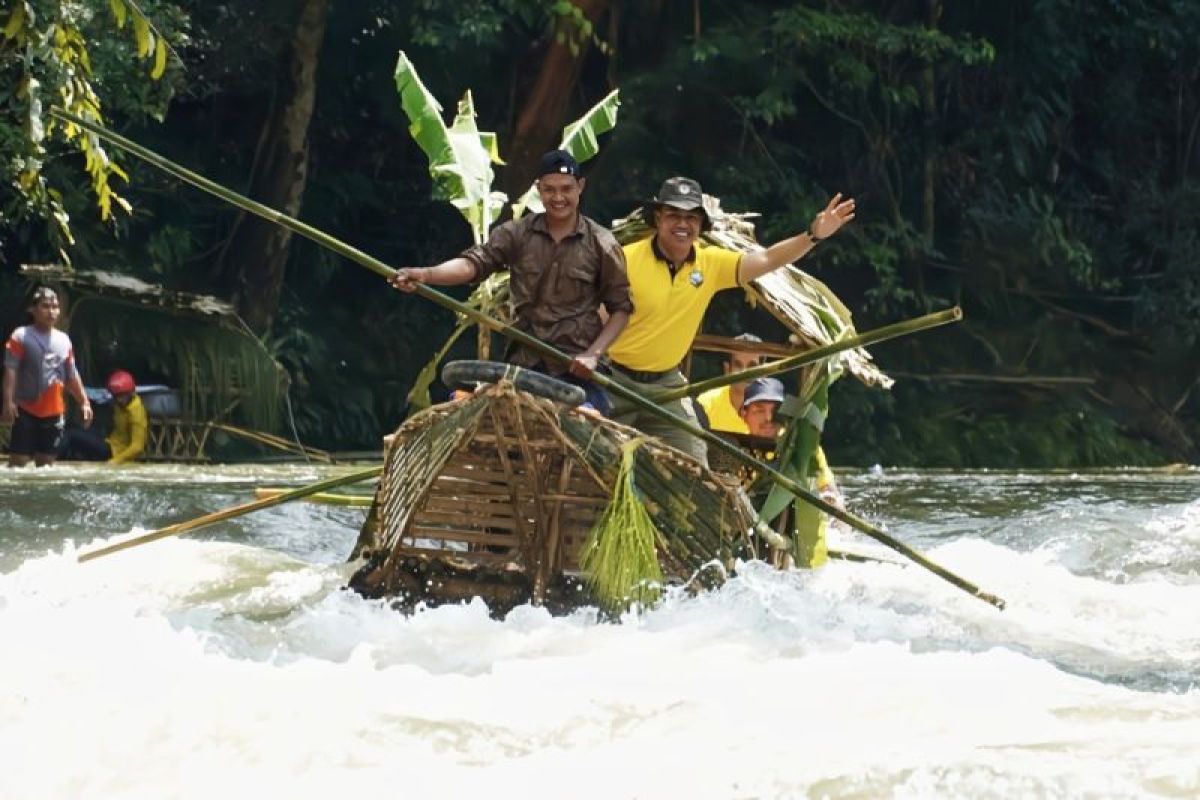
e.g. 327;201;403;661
604;177;855;464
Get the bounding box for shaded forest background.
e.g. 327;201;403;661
3;0;1199;467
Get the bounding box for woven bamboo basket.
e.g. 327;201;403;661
348;380;756;614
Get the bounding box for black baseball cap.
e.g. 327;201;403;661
648;176;711;229
742;377;786;409
538;149;581;178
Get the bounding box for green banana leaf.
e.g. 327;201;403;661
754;371;836;568
405;268;511;413
512;89;620;218
394;51;504;243
404;320;470;413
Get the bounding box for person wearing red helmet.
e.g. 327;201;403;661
103;370;147;463
59;369;148;463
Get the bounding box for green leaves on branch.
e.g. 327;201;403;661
512;89;620;217
3;0;177;258
772;5;994;65
550;0;608;57
111;0;172;79
393;51;506;244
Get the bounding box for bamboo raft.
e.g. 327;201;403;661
348;378;756;615
57;110;1004;609
346;198;899;615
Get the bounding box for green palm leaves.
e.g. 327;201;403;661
511;89;620;217
394;52;506;244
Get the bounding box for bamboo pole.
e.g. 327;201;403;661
54;108;1005;609
253;488;374;506
77;465;383;562
652;308;962;403
210;423;334;462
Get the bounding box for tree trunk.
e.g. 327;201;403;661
224;0;332;334
503;0;611;198
908;0;942;310
921;0;941;244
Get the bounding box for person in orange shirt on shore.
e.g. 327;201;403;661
2;288;93;467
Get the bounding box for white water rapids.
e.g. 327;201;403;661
1;465;1197;798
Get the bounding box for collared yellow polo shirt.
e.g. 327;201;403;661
697;384;749;434
607;236;742;372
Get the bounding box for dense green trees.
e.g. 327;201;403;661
2;0;183;260
3;0;1198;464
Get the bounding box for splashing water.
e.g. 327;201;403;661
1;464;1197;798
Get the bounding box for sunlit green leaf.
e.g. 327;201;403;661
151;37;167;79
2;2;27;39
132;14;151;57
393;52;498;242
512;89;619;217
108;0;127;30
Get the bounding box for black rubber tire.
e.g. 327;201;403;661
442;360;587;407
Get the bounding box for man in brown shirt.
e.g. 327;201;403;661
391;150;632;413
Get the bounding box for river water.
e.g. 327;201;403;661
1;464;1197;798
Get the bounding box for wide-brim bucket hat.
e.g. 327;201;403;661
644;176;712;231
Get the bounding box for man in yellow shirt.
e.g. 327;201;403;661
697;333;768;436
739;376;841;510
606;177;855;463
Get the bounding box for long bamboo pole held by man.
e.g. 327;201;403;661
52;107;1006;609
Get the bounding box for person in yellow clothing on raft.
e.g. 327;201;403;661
696;332;769;436
604;176;855;464
736;376;840;506
698;343;841;505
59;369;148;463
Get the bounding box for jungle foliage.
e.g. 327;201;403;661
3;0;1198;465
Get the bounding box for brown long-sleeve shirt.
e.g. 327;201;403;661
462;212;632;372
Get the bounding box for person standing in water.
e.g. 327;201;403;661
2;287;93;467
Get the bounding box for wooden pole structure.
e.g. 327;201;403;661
77;465;382;562
652;307;962;403
54;108;1005;609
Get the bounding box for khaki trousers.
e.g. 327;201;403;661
608;367;708;466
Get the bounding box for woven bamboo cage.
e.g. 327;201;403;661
348;380;756;613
